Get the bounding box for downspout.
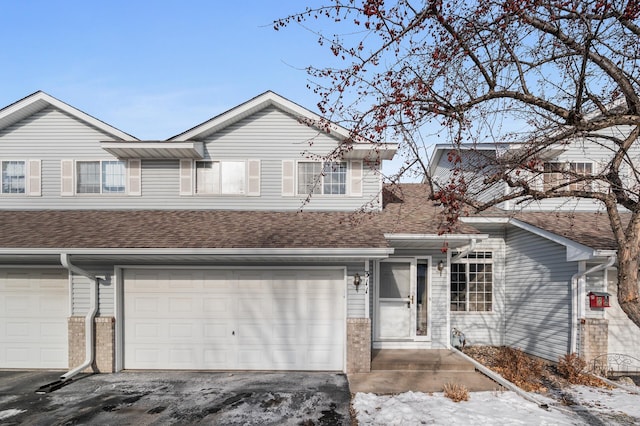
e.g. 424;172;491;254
60;253;99;381
570;256;616;354
451;239;477;262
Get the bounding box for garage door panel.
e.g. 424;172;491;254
0;269;68;369
124;268;345;371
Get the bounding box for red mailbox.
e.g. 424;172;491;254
588;292;610;308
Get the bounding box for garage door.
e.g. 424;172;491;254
0;269;69;369
124;268;345;371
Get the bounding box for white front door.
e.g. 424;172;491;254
377;259;430;341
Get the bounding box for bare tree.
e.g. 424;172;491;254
276;0;640;328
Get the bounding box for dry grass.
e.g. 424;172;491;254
443;382;469;402
464;346;611;393
557;353;610;387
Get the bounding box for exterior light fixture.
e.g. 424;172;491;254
437;260;445;275
353;273;361;289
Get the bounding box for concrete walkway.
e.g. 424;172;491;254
348;349;500;394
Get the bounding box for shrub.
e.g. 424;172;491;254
557;353;609;387
443;382;469;402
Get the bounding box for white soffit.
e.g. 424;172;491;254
100;141;204;159
384;233;488;250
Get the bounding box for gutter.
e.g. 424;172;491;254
451;239;477;262
60;253;99;381
570;256;616;354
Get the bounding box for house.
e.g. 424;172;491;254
0;90;635;377
430;141;640;369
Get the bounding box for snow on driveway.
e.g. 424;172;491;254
353;386;640;425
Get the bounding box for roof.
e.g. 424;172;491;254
0;183;619;253
0;184;481;251
0;91;137;141
512;211;623;251
167;91;397;160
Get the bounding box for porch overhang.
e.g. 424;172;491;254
100;141;204;159
384;233;489;250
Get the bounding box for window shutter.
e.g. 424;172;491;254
27;160;41;196
247;159;261;196
179;159;193;195
60;160;74;196
282;160;295;196
349;160;363;196
128;159;141;196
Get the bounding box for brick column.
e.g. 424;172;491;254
68;316;115;373
346;318;371;373
579;318;608;367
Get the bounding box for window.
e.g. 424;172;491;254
195;161;246;195
77;160;126;194
1;161;25;194
297;161;347;195
450;251;493;312
543;162;592;191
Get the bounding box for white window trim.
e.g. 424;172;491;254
542;160;594;191
295;160;350;197
0;159;28;196
69;159;129;196
190;159;259;197
450;251;494;313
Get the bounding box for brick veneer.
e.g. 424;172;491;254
347;318;371;373
68;316;115;373
579;318;608;367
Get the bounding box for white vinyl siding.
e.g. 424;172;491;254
0;105;382;210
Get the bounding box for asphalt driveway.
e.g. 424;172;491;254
0;370;351;425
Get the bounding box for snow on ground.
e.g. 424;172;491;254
0;409;26;420
353;386;640;425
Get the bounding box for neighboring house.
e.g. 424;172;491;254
0;91;635;377
430;141;640;369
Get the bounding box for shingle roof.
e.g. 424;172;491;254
0;183;621;251
512;211;624;251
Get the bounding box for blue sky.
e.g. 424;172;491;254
0;1;331;137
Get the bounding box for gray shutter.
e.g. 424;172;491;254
247;159;261;196
282;160;295;196
61;160;74;196
179;159;193;195
27;160;41;196
128;159;141;196
349;160;363;196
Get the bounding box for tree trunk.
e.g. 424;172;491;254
616;219;640;329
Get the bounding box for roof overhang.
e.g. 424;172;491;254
340;143;398;160
384;233;489;250
0;248;394;264
100;141;204;159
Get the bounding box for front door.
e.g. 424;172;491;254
377;258;430;340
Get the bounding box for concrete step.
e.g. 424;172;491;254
348;370;501;394
370;349;475;372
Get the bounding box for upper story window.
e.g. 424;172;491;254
1;160;26;194
543;162;593;191
450;251;493;312
76;160;126;194
195;161;246;195
297;161;347;195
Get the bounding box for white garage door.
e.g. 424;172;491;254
124;268;345;371
0;269;69;369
